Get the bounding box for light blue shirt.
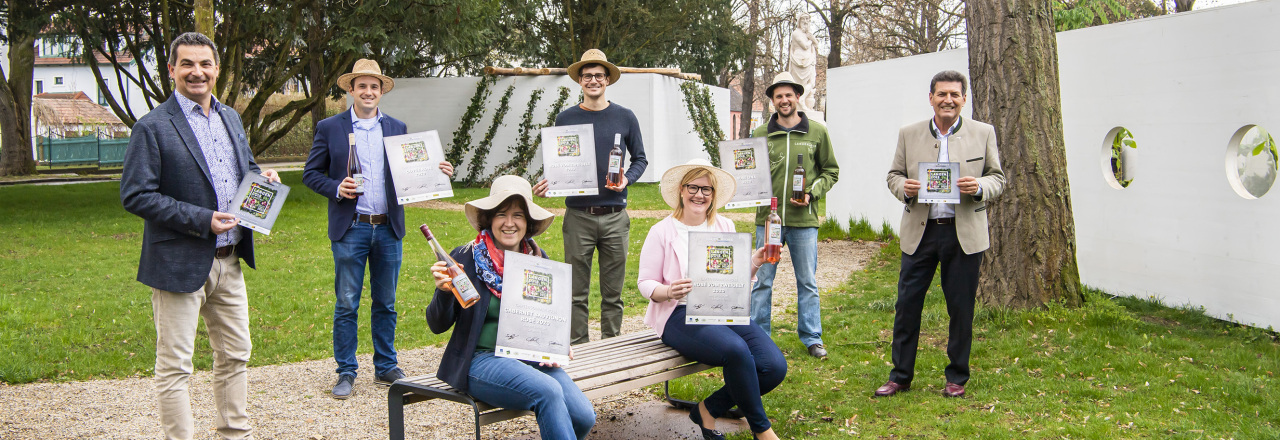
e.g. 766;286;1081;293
176;92;242;247
929;118;960;220
350;108;389;215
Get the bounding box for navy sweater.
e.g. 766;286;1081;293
555;103;648;208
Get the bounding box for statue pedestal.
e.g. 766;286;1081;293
805;111;825;123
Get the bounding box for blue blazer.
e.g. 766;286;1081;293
120;94;260;293
302;109;408;241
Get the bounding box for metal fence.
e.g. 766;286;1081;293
37;136;130;168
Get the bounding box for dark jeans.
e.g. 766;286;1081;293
331;220;402;378
662;306;787;433
890;222;983;386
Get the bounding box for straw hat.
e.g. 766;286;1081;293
339;59;395;93
659;158;737;211
567;49;621;84
765;72;804;98
464;175;555;237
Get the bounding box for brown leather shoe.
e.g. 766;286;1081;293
943;382;966;398
873;381;909;397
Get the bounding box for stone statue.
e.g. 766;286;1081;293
788;13;819;115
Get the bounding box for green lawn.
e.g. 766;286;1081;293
668;242;1280;438
3;172;1277;438
0;172;744;383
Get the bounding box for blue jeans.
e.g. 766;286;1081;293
662;306;787;433
331;221;402;378
468;351;595;440
751;226;823;347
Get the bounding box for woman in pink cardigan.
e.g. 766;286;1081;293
637;159;786;440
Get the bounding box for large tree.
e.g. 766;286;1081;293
804;0;875;69
966;0;1084;308
56;0;502;156
500;0;750;87
0;0;63;176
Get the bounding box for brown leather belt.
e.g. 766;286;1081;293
929;217;955;225
578;206;624;215
215;245;235;259
355;213;389;224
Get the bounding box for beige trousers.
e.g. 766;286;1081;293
152;253;253;440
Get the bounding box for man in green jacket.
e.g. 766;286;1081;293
750;72;840;358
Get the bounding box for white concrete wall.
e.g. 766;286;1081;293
827;0;1280;329
377;73;731;183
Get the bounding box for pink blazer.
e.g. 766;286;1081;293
638;215;753;337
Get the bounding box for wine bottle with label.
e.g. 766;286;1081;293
791;154;805;203
348;133;365;196
764;197;782;264
606;133;624;188
420;225;479;308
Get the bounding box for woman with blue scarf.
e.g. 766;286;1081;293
425;175;595;440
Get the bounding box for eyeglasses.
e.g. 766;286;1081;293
684;184;714;196
579;73;608;83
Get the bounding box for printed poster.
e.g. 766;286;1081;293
540;124;599;197
718;138;772;209
495;252;573;364
384;131;454;204
230;173;290;235
917;161;961;204
685;231;753;325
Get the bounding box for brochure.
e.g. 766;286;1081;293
718;138;771;209
540;124;600;197
917;161;961;204
383;131;454;204
685;231;753;325
495;252;573;364
230;173;290;235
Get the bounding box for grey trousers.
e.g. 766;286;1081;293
563;208;630;344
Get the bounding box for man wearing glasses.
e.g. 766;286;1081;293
534;49;648;344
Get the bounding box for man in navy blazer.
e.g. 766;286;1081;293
121;32;278;440
303;59;454;399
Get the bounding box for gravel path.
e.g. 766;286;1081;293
0;208;879;440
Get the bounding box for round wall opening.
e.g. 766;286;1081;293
1099;127;1137;190
1225;125;1277;199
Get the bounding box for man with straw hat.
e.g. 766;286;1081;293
534;49;648;344
749;72;840;359
304;58;455;399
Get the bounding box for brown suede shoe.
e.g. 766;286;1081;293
943;382;966;398
873;381;909;397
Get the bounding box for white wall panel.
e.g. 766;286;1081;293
378;74;729;183
827;0;1280;329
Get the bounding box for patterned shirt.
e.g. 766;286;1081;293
176;92;242;247
351;108;388;215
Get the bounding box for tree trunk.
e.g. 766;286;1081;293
195;0;214;37
966;0;1083;308
738;0;758;139
1174;0;1194;13
0;31;37;177
308;2;326;134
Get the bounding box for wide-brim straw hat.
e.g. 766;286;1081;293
765;72;804;98
339;59;395;93
660;158;737;211
464;175;555;237
567;49;621;84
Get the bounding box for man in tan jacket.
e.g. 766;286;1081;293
876;70;1006;399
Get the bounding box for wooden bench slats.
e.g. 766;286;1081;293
389;329;710;440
